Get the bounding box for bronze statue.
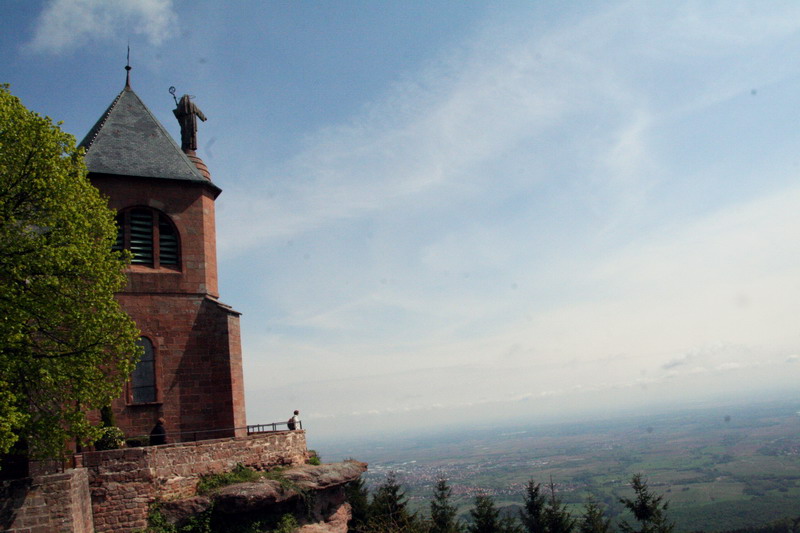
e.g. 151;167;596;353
173;94;206;152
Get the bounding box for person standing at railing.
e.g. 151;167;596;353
287;410;300;430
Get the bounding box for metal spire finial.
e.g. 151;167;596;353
125;45;132;88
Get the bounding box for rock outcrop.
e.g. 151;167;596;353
160;460;367;532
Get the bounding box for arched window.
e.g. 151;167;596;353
114;207;180;268
131;337;156;404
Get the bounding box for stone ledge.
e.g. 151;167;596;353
159;460;367;525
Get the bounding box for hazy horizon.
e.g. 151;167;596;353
309;388;800;453
314;393;800;452
3;1;799;442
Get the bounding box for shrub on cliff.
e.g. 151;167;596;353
197;463;261;494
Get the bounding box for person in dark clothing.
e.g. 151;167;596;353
150;418;167;446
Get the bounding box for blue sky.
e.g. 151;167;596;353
3;1;800;446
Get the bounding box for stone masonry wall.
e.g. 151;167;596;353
111;294;245;442
91;174;220;297
88;173;247;447
85;430;308;533
0;468;93;533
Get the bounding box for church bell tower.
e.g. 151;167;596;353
79;71;246;442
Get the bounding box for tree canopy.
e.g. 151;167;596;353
543;479;576;533
0;84;139;461
619;474;674;533
520;480;546;533
430;476;460;533
369;471;416;529
468;493;502;533
467;493;521;533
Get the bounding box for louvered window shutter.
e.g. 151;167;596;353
158;215;179;266
129;209;154;265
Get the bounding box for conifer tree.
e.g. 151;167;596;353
618;474;674;533
346;476;370;533
430;476;461;533
543;478;575;533
468;493;521;533
501;515;524;533
368;471;424;532
520;480;547;533
468;493;501;533
370;471;409;522
579;500;611;533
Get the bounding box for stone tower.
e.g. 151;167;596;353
79;76;246;442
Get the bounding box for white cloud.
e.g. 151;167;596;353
27;0;177;54
229;2;800;433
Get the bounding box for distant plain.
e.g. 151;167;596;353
321;400;800;531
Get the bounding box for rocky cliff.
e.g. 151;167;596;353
159;460;367;532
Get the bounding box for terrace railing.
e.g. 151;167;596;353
120;419;304;446
247;420;303;435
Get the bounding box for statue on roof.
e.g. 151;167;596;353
173;94;207;152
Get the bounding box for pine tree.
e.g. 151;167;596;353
543;478;575;533
467;493;522;533
346;477;370;533
520;480;547;533
431;476;461;533
618;474;674;533
368;471;423;532
501;516;525;533
468;493;501;533
579;501;611;533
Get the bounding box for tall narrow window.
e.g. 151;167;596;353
131;337;156;404
114;207;180;269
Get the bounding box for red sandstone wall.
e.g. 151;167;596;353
88;173;246;445
226;311;247;437
84;431;308;533
112;294;245;441
199;191;218;296
0;468;93;533
91;174;219;297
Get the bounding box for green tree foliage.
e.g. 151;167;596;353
367;471;425;532
370;471;411;523
468;493;502;533
520;480;547;533
346;476;371;533
543;479;575;533
273;513;299;533
430;476;461;533
619;474;674;533
503;516;525;533
579;501;611;533
468;493;521;533
0;85;140;461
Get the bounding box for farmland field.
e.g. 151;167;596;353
321;400;800;531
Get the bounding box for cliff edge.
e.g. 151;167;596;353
159;460;368;532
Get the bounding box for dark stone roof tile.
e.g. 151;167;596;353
79;87;218;192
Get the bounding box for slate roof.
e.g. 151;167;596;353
79;86;219;192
